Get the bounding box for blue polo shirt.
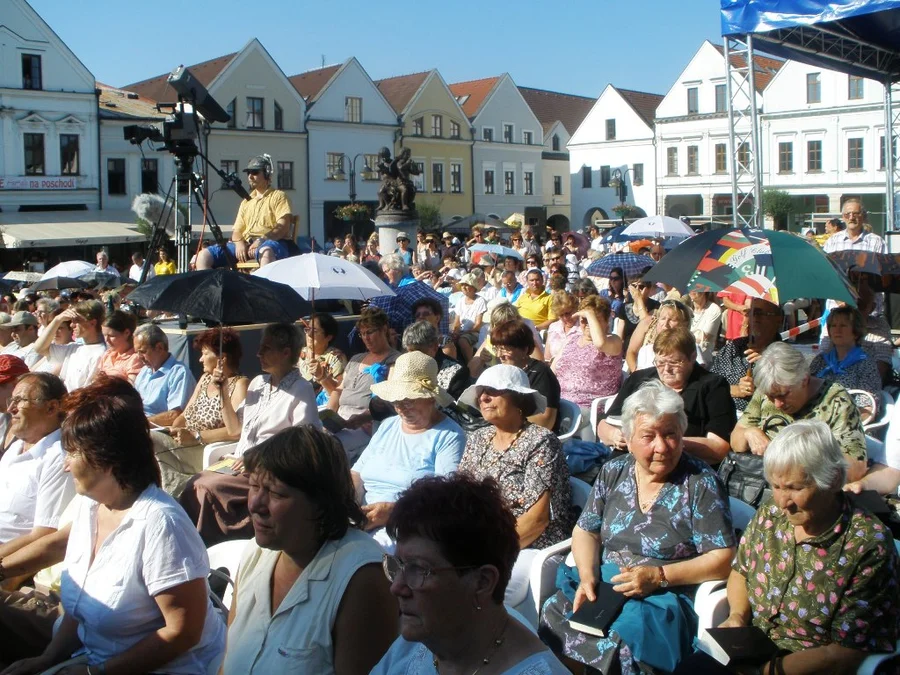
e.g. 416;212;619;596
134;353;196;416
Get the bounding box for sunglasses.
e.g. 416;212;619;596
247;169;262;175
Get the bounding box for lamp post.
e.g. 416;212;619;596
331;153;374;204
608;167;632;225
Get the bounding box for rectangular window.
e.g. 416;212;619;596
687;145;699;175
345;96;362;123
807;139;823;171
687;87;699;114
246;97;264;129
600;165;610;188
504;170;515;194
22;54;42;90
432;163;444;193
880;136;898;170
848;76;864;100
326;152;344;179
141;158;158;193
524;171;534;195
806;73;821;104
107;158;125;195
450;120;461;139
431;115;443;137
60;134;79;175
737;142;750;170
523;130;533;145
24;133;44;175
552;135;560;151
503;124;513;143
778;142;793;173
666;147;678;176
715;143;727;173
582;165;592;188
553;175;563;195
715;84;727;113
220;160;238;187
274;101;283;131
363;154;380;179
277;161;294;189
413;118;424;136
483;127;493;142
484;169;495;194
413;162;425;191
633;163;644;186
450;163;462;193
606;119;616;140
848;137;864;170
226;99;236;129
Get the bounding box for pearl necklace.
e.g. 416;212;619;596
433;613;510;675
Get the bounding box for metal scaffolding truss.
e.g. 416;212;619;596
888;81;900;231
724;36;763;229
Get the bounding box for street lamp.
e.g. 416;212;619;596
331;153;375;203
608;167;632;225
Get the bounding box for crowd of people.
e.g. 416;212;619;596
0;197;897;674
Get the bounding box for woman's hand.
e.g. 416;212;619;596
172;428;200;447
572;579;597;612
0;656;55;675
745;428;770;456
610;566;661;598
718;612;749;629
212;358;226;387
732;373;755;398
361;502;393;530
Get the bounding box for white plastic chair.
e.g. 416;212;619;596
206;539;253;612
864;390;895;439
203;441;238;469
848;388;879;427
587;395;617;442
557;398;583;443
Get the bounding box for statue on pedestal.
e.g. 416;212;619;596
376;147;419;214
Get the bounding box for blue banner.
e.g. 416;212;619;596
721;0;900;35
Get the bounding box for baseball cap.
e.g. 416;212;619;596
442;232;453;239
396;233;410;242
0;355;29;384
7;311;38;328
243;155;270;173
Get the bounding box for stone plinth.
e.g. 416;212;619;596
375;210;418;256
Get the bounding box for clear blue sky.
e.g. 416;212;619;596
31;0;723;98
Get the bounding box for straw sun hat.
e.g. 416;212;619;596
370;352;453;408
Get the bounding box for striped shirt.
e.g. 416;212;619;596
823;230;886;254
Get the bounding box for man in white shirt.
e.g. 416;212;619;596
4;311;42;368
0;373;72;548
31;300;107;392
93;250;120;277
823;198;886;254
129;251;153;283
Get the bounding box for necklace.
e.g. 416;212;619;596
492;424;526;453
433;613;510;675
634;465;660;513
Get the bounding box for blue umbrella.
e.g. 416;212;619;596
600;226;633;245
587;253;656;279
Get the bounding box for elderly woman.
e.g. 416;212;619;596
220;426;397;674
626;298;692;373
457;364;571;549
372;474;569;674
711;297;783;412
411;297;457;361
731;342;868;483
401;321;469;399
34;298;59;337
704;421;899;675
470;303;544;378
553;295;623;412
598;328;735;465
451;272;488;363
541;380;736;674
351;352;466;548
298;312;347;407
688;291;722;365
544;291;580;364
95;309;143;382
809;305;881;419
2;375;225;675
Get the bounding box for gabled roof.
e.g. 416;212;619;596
375;71;431;115
517;86;596;136
97;82;166;120
289;64;342;101
124;51;238;102
615;87;664;126
712;44;785;91
448;76;501;119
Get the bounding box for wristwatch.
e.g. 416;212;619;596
658;566;669;588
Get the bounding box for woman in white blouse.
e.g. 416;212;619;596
2;374;225;675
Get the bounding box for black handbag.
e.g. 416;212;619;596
717;414;790;508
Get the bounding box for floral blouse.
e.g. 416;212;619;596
459;423;572;549
735;498;899;653
553;335;622;406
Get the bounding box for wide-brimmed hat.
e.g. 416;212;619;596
370;352;453;408
8;311;38;328
458;364;547;414
459;272;479;288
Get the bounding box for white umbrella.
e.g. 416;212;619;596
621;215;694;239
252;253;395;302
41;260;94;281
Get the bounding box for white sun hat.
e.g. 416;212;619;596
458;364;546;414
370;351;453;408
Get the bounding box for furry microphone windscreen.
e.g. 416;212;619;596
131;193;177;237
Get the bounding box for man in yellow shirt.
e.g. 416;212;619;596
515;269;555;330
196;154;296;269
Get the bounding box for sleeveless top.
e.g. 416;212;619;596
182;373;242;432
221;529;384;674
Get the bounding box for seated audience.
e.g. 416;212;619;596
689;421;898;675
626;298;692;372
473;301;544;371
0;313;13;350
688;291;722;365
847;404;900;495
133;324;196;425
514;269;555;331
32;300;107;392
179;323;320;545
731;342;867;482
351;352;466;548
544;291;580;364
621;271;659;347
540;380;735;674
0;355;29;451
220;426;397;674
372;474;569;674
401;321;469;399
297;312;347;407
31;318;74;375
34;298;59;338
3;375;225;674
451;273;488;363
411;297;457;360
598;328;735;465
2;312;41;368
599;266;627;319
95;309;143;382
710;297;782;412
458;364;571;550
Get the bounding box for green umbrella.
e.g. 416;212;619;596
642;227;855;306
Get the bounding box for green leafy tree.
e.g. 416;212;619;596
416;199;443;232
762;189;794;230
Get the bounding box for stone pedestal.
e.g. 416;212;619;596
375;211;418;256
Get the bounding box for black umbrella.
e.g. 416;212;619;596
31;277;88;292
78;271;121;290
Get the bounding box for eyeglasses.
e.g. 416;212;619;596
653;357;689;371
247;169;261;176
382;554;476;590
842;211;863;219
7;396;47;409
749;308;781;318
609;276;622;281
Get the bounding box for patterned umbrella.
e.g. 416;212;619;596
586;253;656;279
828;250;900;293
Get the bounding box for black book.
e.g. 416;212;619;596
567;581;627;637
698;626;780;666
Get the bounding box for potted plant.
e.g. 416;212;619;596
611;203;632;218
334;203;370;222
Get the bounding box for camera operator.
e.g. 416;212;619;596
196;154;296;269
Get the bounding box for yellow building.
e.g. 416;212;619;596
377;70;474;223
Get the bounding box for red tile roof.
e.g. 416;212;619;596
97;82;166;120
289;64;341;101
448;76;500;118
712;44;785;91
615;87;664;127
375;71;431;114
517;86;596;136
124;52;238;103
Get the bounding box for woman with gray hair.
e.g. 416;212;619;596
379;252;410;287
731;342;867;482
705;420;900;674
401;320;468;399
540;379;735;674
